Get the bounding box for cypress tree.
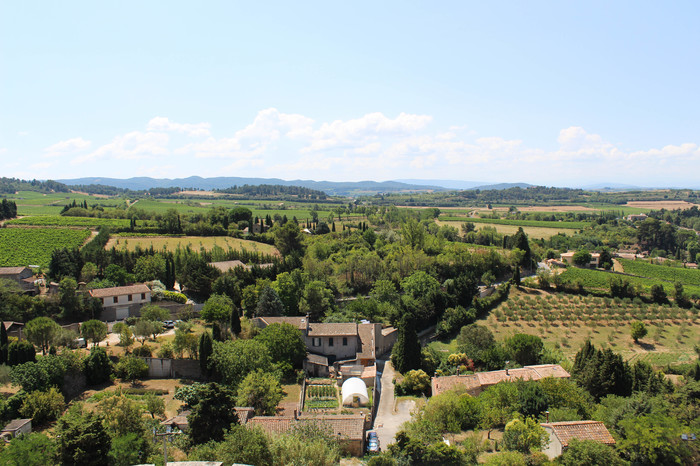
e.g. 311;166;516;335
391;316;422;374
0;320;7;364
212;322;222;342
230;306;241;336
199;331;213;377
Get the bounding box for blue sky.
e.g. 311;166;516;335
1;1;699;187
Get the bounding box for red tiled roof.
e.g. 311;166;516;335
89;284;151;298
0;267;29;275
431;364;571;396
356;324;375;359
307;323;358;336
541;421;616;447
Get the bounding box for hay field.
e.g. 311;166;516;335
105;235;280;256
436;219;574;239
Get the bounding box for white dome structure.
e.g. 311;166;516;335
341;377;369;406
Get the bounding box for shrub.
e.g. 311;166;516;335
19;388;65;425
132;345;152;357
114;356;148;381
84;348;113;386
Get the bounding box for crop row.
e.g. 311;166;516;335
438;216;587;229
0;228;91;267
619;258;700;287
307;385;337;399
7;216;131;228
558;267;700;296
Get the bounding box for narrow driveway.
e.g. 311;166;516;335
372;359;416;449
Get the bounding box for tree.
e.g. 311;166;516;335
236;370;284;415
272;222;304;256
80;319;107;347
572;342;632;400
396;369;431;396
8;340;35;365
11;356;66;392
133;319;156;344
502;417;548;453
0;433;57;466
230;306;241;336
255;286;285;317
133;254;166;283
505;333;543;366
0;318;8;364
650;284;667;304
19;387;65;425
199;331;213;376
618;414;692;465
108;432;150;466
254;323;306;373
25;317;60;355
84;347;113;385
298;281;334;321
572;250;593;267
188;382;239;444
98;393;146;437
201;293;234;327
56;404;111;466
140;304;169;323
630;321;648;343
208;340;273;388
190;425;273;466
143;392;165;419
557;439;627;466
391;316;422;374
114;356;148;382
80;262;98;283
511;227;532;269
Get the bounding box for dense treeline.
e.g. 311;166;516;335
215;184;327;200
0;199;18;220
0;177;70;194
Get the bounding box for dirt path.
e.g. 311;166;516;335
612;258;625;273
373;359;416;449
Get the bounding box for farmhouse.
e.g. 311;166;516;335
253;316;397;378
626;213;648;222
560;251;600;268
541;420;616;459
89;284;151;321
431;364;571;396
0;266;38;294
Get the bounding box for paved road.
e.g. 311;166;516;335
372;359;416;450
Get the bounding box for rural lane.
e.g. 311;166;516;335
372;358;416;450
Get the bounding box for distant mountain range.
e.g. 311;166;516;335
56;176;693;196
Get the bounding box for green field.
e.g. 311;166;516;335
558;267;700;296
6;216;132;229
0;228;92;267
105;235;280;256
619;258;700;287
439;216;588;229
7;191;125;216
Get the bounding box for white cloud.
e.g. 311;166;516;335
147;117;211;137
30;162;52;169
44;137;91;157
74;131;169;164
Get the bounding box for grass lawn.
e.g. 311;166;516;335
105;235;280;256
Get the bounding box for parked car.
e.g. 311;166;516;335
163;320;175;329
74;337;87;348
367;431;380;453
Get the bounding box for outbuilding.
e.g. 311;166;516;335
341;377;369;407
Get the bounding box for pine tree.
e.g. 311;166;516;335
391;316;422;374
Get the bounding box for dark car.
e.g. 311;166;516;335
367;431;380;453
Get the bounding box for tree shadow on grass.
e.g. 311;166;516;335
637;341;656;351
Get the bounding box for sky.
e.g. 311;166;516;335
1;1;700;188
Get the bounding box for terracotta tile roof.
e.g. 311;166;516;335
257;316;307;330
307;353;329;366
356;324;375;359
2;419;31;431
89;284;151;298
0;267;29;275
431;365;570;396
381;327;397;337
541;421;616;447
3;321;24;330
208;260;247;273
248;415;365;440
234;407;255;424
307;323;358;336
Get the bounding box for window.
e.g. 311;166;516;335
312;338;321;347
113;297;118;304
342;337;348;346
329;338;334;347
141;293;146;300
128;294;133;302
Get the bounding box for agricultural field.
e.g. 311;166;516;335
558;266;700;296
436;219;574;240
6;215;132;229
438;215;588;230
6;190;125;216
431;288;700;367
619;258;700;287
105;235;280;256
0;227;92;267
